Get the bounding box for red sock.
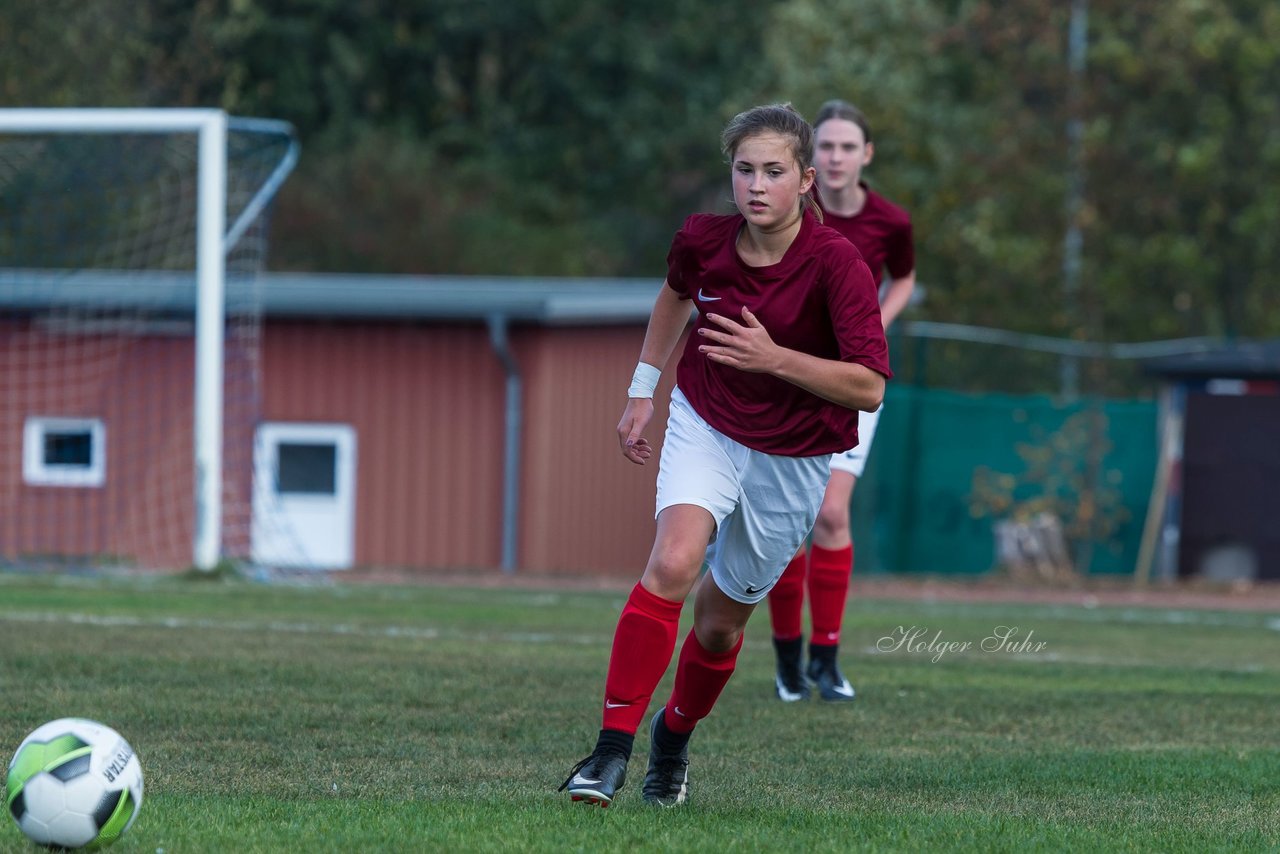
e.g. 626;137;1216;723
767;550;807;641
808;543;853;645
662;629;744;735
601;583;683;734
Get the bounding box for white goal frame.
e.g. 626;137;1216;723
0;108;293;570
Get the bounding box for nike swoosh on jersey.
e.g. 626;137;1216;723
697;288;721;302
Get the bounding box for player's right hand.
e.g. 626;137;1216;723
617;398;655;465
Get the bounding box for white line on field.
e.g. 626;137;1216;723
3;608;1277;665
0;610;603;645
3;611;1275;677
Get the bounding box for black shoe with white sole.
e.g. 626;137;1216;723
773;636;810;702
560;746;629;807
642;709;689;807
807;648;856;702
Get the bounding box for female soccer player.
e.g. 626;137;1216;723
559;103;890;808
766;99;916;705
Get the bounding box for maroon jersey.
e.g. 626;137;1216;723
819;183;914;286
665;212;891;457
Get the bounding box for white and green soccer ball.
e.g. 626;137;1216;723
6;718;144;850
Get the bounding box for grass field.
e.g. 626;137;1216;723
2;570;1278;853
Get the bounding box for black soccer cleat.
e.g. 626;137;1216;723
559;747;629;808
806;655;856;702
773;636;810;702
642;709;689;807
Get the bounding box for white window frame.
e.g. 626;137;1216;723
23;416;107;487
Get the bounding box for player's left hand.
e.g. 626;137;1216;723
697;307;778;374
617;397;655;465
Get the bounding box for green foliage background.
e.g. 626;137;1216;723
2;0;1278;342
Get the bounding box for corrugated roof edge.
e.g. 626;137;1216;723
1141;340;1280;380
0;269;663;325
261;273;662;324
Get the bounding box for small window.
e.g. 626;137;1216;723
23;417;106;487
275;442;337;495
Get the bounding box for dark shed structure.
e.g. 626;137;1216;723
1142;341;1280;582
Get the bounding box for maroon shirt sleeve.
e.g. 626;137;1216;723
665;214;712;299
884;214;915;282
823;237;893;379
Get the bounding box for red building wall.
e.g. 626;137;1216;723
261;320;508;571
0;319;197;568
3;316;683;577
260;319;684;578
519;325;666;576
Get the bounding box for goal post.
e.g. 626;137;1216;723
0;108;298;571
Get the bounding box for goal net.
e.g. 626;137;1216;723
0;109;298;572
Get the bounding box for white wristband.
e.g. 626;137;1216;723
628;361;662;398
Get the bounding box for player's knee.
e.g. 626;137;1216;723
694;619;742;654
813;506;851;542
643;543;704;592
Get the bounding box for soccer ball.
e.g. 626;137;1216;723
6;718;144;850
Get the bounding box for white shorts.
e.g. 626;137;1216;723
829;403;882;478
656;388;829;605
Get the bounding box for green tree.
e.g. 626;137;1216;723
0;1;155;107
767;0;1087;333
2;0;1278;343
209;0;770;274
1086;0;1280;340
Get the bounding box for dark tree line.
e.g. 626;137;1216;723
3;0;1278;345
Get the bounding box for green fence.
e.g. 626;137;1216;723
850;385;1159;575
